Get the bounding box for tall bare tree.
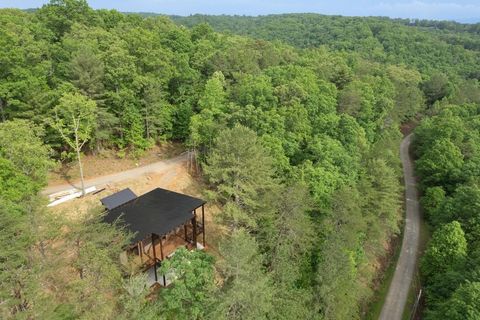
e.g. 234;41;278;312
52;92;96;195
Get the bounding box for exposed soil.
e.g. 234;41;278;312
47;151;224;252
48;142;184;187
400;117;421;136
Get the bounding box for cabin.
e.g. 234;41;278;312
101;187;206;287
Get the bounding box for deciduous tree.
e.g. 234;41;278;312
0;119;54;188
51;92;96;195
421;221;467;281
158;248;216;320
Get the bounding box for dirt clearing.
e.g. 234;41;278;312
48;143;184;187
47;153;224;251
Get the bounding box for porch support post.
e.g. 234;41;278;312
202;204;205;247
159;236;164;260
159;235;166;286
151;234;158;283
192;211;197;247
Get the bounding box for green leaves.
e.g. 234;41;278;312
213;229;274;320
52;92;96;151
422;72;452;105
37;0;97;40
158;248;216;320
416;138;464;188
198;71;226;111
429;282;480;320
0;157;37;208
189;71;227;151
0;119;54;188
421;186;446;225
204;125;276;230
421;221;467;281
51;92;96;193
415;103;480;316
8;6;480;319
69;46;105;100
121;103;150;153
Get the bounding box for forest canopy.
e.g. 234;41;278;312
1;1;480;319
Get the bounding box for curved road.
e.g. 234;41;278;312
379;133;421;320
43;153;188;196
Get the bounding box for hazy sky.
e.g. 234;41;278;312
1;0;479;22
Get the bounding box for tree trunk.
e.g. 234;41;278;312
76;239;84;279
0;98;6;122
75;131;86;196
145;104;151;139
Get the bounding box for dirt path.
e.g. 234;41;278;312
379;133;421;320
43;153;189;196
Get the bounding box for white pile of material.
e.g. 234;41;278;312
47;186;97;207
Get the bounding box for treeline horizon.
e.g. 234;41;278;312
18;8;480;26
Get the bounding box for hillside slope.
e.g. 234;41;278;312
173;13;480;77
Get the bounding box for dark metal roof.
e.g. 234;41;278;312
102;188;205;243
100;188;137;210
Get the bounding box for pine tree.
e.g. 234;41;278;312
189;71;227;152
39;208;132;319
268;184;315;320
0;158;37;318
121;103;150;154
70;47;105;101
213;229;274;320
204;125;276;230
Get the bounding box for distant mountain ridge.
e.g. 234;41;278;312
16;9;480;77
171;13;480;78
18;7;478;24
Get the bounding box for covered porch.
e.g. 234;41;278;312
102;187;206;287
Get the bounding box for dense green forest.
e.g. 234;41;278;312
172;14;480;77
1;1;480;319
415;102;480;319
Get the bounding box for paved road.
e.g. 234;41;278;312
379;133;421;320
43;153;189;196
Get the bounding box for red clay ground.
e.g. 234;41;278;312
48;143;184;187
46;148;224;253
